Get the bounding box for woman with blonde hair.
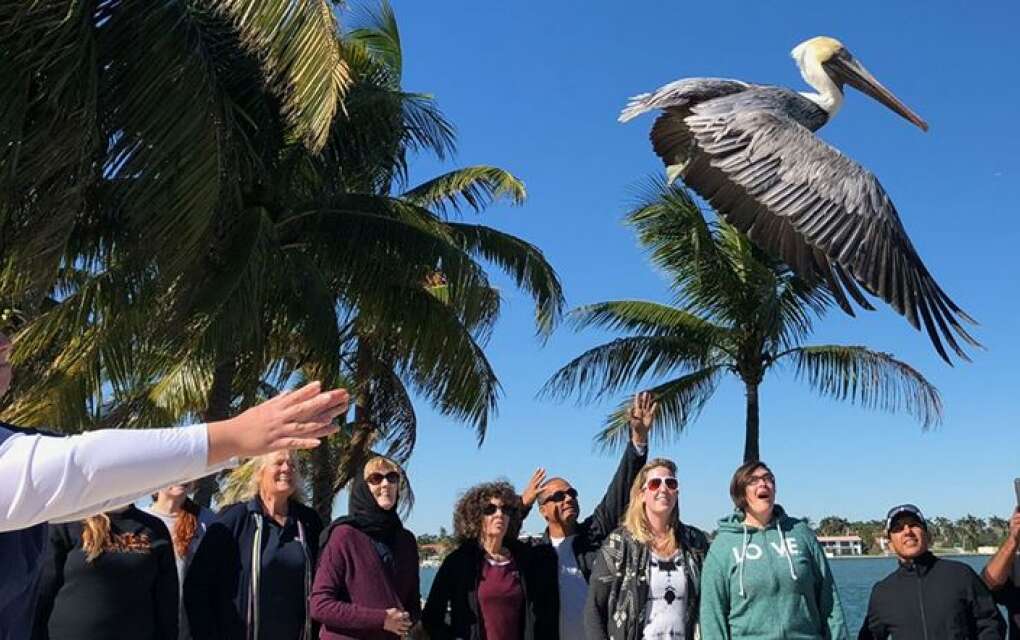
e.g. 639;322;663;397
184;450;323;640
311;456;421;639
584;458;709;640
31;505;178;640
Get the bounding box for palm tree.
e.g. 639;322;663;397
543;178;942;462
0;2;564;518
0;0;348;300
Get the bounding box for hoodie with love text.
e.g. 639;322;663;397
698;505;848;640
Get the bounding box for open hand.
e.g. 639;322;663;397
628;391;658;445
207;382;349;464
521;467;547;508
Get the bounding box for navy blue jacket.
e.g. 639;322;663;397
0;423;52;640
183;497;322;640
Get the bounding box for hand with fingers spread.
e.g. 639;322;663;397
206;382;349;465
521;467;547;508
628;391;658;446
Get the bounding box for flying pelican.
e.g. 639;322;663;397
620;36;978;364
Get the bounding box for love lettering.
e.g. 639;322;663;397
731;538;800;562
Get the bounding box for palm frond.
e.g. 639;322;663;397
777;345;943;429
220;0;348;151
569;300;727;341
403;166;526;216
540;336;718;404
446;223;564;337
594;366;726;450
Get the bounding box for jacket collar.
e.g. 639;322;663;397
898;550;937;576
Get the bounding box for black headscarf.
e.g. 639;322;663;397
322;464;404;568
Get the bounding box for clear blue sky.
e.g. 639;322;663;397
354;1;1020;535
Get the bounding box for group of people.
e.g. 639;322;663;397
2;337;1020;640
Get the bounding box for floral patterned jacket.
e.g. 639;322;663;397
584;523;709;640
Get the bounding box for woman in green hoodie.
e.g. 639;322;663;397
699;461;848;640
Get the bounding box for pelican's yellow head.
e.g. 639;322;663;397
791;36;845;65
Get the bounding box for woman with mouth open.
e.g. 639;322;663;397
699;461;849;640
584;458;709;640
184;450;323;640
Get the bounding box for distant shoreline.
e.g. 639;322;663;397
829;552;993;561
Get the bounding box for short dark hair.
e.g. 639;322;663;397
729;461;774;512
452;481;523;543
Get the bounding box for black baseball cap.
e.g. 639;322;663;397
885;504;927;532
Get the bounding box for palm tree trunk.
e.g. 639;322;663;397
194;357;236;507
743;381;760;463
310;438;335;523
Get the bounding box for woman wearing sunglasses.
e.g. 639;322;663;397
699;461;848;640
310;456;420;640
585;458;708;640
423;481;554;640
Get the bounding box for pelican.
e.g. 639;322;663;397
620;36;978;364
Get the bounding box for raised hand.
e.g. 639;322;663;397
628;391;658;445
1010;508;1020;544
207;382;349;464
521;467;547;508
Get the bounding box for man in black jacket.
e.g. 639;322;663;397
859;504;1005;640
520;392;656;640
982;507;1020;639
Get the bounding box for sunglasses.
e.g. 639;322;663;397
365;471;401;486
482;503;516;516
541;487;578;505
644;477;679;492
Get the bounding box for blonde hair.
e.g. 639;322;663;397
622;458;679;545
363;455;401;478
217;450;306;506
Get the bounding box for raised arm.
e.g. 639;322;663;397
585;392;655;541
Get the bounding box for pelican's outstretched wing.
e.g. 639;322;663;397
644;96;978;363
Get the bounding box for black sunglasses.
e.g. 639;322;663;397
366;471;401;486
482;503;516;516
541;487;578;505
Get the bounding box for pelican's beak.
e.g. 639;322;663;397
825;51;929;132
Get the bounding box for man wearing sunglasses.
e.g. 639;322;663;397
520;392;656;640
859;504;1005;640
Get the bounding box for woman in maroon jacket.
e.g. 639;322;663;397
311;456;420;639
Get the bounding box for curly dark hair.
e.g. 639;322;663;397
452;480;523;543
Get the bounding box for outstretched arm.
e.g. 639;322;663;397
0;384;347;531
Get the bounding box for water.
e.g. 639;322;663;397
419;555;991;633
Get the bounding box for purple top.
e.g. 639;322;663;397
310;524;420;640
478;559;524;640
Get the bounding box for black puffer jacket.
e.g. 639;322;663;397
858;552;1005;640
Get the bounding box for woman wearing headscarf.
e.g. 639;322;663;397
310;456;420;639
584;458;709;640
184;450;323;640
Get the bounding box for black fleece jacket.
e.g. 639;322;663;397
858;552;1005;640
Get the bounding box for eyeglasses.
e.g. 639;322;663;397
541;487;578;505
746;473;775;487
482;503;516;516
644;477;679;492
365;471;401;486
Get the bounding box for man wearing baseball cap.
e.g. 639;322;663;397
858;504;1005;639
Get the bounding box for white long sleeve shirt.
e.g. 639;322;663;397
0;424;234;532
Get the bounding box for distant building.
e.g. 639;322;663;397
817;535;864;557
